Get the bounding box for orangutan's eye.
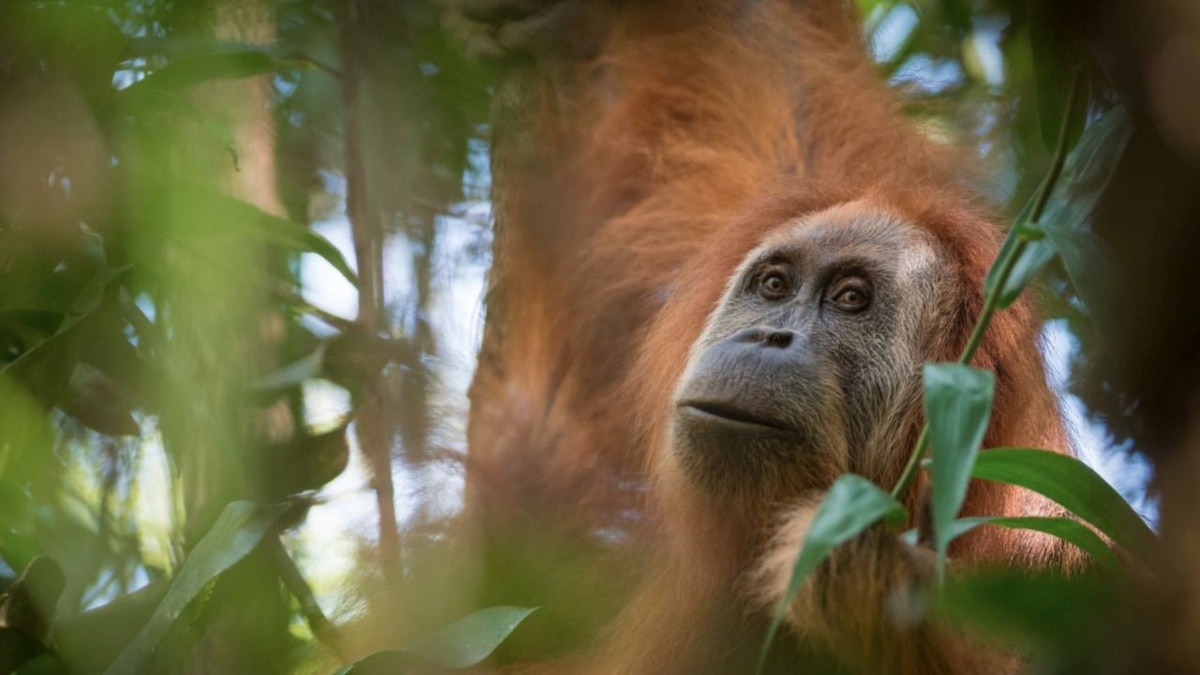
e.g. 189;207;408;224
828;278;872;312
758;271;791;300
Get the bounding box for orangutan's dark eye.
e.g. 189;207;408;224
828;278;872;312
759;271;791;300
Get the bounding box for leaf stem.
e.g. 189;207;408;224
890;69;1083;501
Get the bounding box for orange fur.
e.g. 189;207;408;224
466;0;1078;671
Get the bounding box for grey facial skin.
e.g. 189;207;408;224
671;203;950;501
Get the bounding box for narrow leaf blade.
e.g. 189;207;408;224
759;474;905;669
924;363;995;577
971;448;1154;558
105;502;286;675
337;607;537;674
946;516;1121;571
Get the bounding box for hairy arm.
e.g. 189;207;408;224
752;501;1019;675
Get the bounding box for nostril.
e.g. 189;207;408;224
762;329;793;349
729;326;796;348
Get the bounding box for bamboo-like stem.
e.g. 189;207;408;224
890;70;1083;501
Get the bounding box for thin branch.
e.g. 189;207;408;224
340;0;405;612
268;536;348;662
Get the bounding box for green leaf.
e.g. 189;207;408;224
1030;5;1086;153
986;107;1131;312
758;474;905;671
0;626;46;673
118;48;301;95
1042;108;1131;229
1039;107;1131;321
1041;224;1110;322
105;502;286;675
984;198;1052;309
924;364;994;580
137;186;358;286
1;556;65;642
2;267;130;407
61;362;139;436
337;606;538;674
946;516;1121;571
971;448;1154;559
251;343;328;396
113;88;239;169
937;569;1120;659
0;377;54;517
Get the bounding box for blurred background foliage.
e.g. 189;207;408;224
0;0;1154;672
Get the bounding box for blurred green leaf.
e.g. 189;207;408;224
972;448;1155;559
60;362;139;436
264;421;351;498
0;556;65;643
113;88;239;169
946;516;1121;571
251;342;328;396
137;186;358;286
118;48;303;96
0;481;34;533
937;569;1123;663
2;267;128;407
924;364;994;579
55;579;169;675
758;474;905;671
1030;12;1085;153
105;502;287;675
0;375;54;511
986;107;1130;310
0;480;38;579
1039;107;1131;321
1041;224;1110;321
0;627;46;674
337;606;538;674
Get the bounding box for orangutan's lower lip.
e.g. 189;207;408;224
677;401;797;434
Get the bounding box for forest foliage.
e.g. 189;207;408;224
0;0;1153;673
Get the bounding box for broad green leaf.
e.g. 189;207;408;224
945;516;1121;571
0;376;54;521
118;49;301;95
0;626;46;673
1042;108;1131;231
335;651;416;675
114;88;239;168
1030;6;1085;154
971;448;1154;558
336;606;538;674
105;502;286;675
986;108;1130;310
924;364;994;580
937;569;1122;661
1039;107;1130;322
1041;224;1111;323
136;186;357;286
1;556;65;642
758;474;905;671
402;606;537;669
2;267;129;407
61;362;139;436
